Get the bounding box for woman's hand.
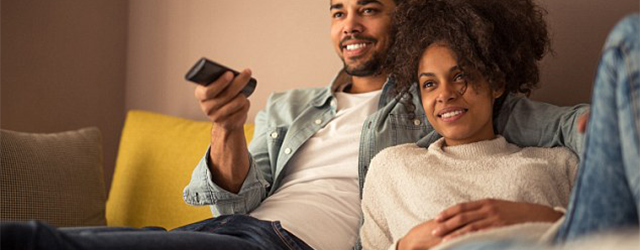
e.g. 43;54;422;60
397;220;443;250
431;199;563;240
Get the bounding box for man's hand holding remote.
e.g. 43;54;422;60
194;69;254;194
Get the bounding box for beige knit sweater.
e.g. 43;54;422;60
360;136;578;250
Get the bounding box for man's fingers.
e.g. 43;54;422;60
194;68;251;102
578;111;590;134
214;69;253;105
224;99;251;124
211;98;251;131
436;200;484;222
204;95;249;123
194;68;253;125
432;210;484;237
216;95;250;120
194;71;234;101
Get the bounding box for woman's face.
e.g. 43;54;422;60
418;44;503;146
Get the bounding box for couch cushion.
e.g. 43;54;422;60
0;127;106;227
106;110;254;229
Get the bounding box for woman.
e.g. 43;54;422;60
444;13;640;250
361;0;640;249
360;0;580;249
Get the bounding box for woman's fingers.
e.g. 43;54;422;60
435;200;484;222
441;219;496;241
433;199;562;240
432;208;485;237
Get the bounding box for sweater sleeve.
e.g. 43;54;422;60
564;149;580;190
388;241;400;250
361;155;394;250
560;150;579;189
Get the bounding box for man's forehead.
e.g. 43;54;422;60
330;0;387;9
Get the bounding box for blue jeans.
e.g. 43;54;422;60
553;14;640;242
447;14;640;250
0;215;312;250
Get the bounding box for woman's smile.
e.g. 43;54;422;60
437;107;468;122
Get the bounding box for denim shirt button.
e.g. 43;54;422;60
270;132;278;138
315;119;322;125
413;119;421;126
284;148;292;154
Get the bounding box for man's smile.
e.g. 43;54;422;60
345;43;369;51
340;37;376;58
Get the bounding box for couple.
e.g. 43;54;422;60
184;0;589;249
2;0;637;250
361;0;639;249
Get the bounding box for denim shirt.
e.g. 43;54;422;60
183;70;589;216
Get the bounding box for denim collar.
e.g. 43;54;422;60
416;135;438;149
311;70;396;108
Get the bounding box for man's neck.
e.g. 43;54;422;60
348;73;388;94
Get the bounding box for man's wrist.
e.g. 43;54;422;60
211;121;246;135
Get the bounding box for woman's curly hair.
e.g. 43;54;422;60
387;0;551;98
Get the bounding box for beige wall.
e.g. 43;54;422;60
126;0;639;123
535;0;639;105
2;0;638;190
1;0;129;191
125;0;342;122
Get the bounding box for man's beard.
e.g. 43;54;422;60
342;51;385;77
339;34;386;77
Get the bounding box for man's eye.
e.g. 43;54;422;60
332;12;344;18
362;8;379;15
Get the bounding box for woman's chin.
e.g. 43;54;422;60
439;129;473;142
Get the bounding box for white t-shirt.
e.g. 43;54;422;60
250;90;382;250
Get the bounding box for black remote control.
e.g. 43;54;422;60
185;57;257;97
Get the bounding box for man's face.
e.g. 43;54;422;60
330;0;396;77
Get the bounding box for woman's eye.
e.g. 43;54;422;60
422;81;435;89
454;73;465;82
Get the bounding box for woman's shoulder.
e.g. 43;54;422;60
374;143;426;161
379;142;424;156
519;145;576;157
369;143;425;173
518;145;579;165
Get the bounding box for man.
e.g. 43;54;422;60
1;0;587;249
185;1;402;249
185;0;587;249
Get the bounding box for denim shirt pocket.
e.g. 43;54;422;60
389;113;430;145
266;126;288;167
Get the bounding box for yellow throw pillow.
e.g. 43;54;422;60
106;110;254;229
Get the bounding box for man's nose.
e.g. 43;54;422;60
343;14;363;35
